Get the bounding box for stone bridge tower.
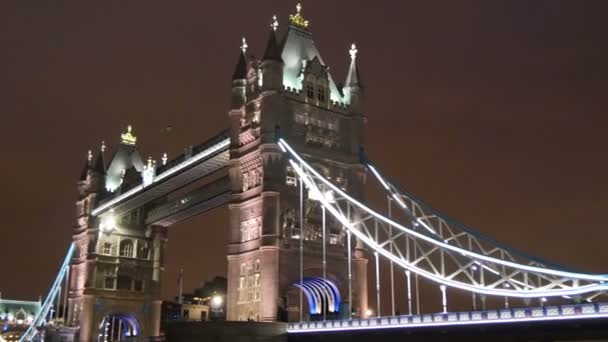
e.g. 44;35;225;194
226;6;368;322
68;129;166;341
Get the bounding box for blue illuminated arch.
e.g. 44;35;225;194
293;277;341;315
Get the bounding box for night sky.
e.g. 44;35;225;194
1;1;607;312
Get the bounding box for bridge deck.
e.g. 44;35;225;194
287;302;608;334
92;132;230;218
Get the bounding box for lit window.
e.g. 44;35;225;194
103;243;112;255
285;166;297;187
119;240;134;257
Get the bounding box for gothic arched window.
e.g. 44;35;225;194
317;85;326;102
306;83;315;99
119;239;134;258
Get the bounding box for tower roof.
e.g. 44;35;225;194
262;28;282;62
79;151;92;181
105;126;144;192
232;38;248;80
92;150;106;174
345;44;362;89
280;4;344;102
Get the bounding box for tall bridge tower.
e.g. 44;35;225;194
68;130;167;341
226;6;368;322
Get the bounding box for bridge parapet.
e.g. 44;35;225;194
287;302;608;333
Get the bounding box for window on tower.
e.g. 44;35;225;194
117;276;132;290
306;83;315;99
104;277;116;290
102;243;112;255
285;166;297;187
317;85;326;102
119;239;134;258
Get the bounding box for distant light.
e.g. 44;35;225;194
365;309;373;317
211;295;223;308
541;297;547;302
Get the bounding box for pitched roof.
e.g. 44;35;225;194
105;144;144;192
280;26;344;102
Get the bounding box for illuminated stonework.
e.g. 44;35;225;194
227;8;367;323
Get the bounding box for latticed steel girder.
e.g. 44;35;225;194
278;139;608;300
20;243;74;342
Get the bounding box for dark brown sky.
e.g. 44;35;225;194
1;1;607;311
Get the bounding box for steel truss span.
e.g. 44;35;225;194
20;243;74;342
278;139;608;300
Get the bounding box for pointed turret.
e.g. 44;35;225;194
344;43;363;112
92;141;106;174
263;17;282;62
261;15;284;90
230;38;248;111
79;150;93;181
232;38;248;81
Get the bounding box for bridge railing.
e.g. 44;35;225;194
287;302;608;332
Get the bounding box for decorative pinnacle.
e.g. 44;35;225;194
147;156;153;168
120;125;137;145
101;140;106;153
87;150;93;163
349;43;358;60
162;153;168;166
289;3;309;29
241;37;248;54
271;15;278;31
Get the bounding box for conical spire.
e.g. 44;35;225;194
345;43;361;89
89;141;106;174
232;37;248;80
262;25;282;62
79;150;93;181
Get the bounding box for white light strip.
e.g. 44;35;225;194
92;138;230;216
288;160;606;297
279;139;608;283
369;164;390;190
366;158;572;287
287;308;608;334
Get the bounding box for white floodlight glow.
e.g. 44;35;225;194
92;138;230;216
211;295;223;308
285;141;608;297
368;164;390;190
99;213;117;233
280;138;608;283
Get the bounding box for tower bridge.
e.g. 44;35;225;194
18;4;608;342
